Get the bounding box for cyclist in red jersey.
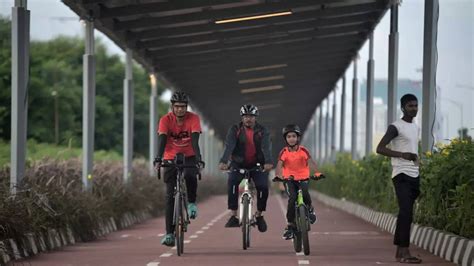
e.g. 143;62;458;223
154;91;204;247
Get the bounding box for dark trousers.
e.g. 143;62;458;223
163;156;198;234
392;173;420;247
285;180;312;224
227;170;269;212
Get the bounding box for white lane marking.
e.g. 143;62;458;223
296;252;304;256
189;235;198;238
184;240;191;244
146;262;160;266
312;231;379;235
298;260;310;265
157;233;164;237
196;230;204;234
207;223;214;226
276;194;288;220
171;247;176;250
202;226;210;230
160;253;172;257
120;234;130;238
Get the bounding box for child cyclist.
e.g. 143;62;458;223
274;124;321;240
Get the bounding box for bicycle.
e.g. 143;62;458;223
229;163;263;250
158;153;203;256
272;174;325;255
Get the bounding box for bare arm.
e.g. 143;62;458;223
376;125;417;161
308;158;318;173
275;160;284;177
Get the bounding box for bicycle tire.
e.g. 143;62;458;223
175;195;183;256
298;205;310;255
293;206;302;253
179;194;186;254
242;194;250;250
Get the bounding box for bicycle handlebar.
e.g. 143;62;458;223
229;164;264;176
157;161;204;180
272;174;326;183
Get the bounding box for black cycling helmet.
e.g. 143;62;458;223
240;104;259;116
282;124;302;138
282;124;302;147
170;91;188;104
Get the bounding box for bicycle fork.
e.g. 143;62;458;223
296;189;310;231
239;179;253;225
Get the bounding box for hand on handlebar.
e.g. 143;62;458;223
153;157;162;171
196;160;206;169
272;176;284;182
311;173;326;180
263;163;273;172
219;162;229;171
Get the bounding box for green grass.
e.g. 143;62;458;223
0;139;122;166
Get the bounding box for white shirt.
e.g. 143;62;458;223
390;119;420;178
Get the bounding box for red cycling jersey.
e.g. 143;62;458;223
158;111;201;160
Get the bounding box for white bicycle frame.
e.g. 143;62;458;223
239;173;253;224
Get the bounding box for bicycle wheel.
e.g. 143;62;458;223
292;205;302;252
175;195;183;256
179;194;186;254
242;194;250;250
298;206;310;255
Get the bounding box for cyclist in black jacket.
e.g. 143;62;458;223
218;104;273;232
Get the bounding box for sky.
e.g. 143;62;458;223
1;0;473;141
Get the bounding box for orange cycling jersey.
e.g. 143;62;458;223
278;145;311;181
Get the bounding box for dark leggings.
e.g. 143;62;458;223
163;156;198;234
285;180;312;224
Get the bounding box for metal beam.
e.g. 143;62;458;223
179;72;343;95
123;48;134;182
128;3;384;44
325;98;330;163
331;91;337;162
99;1;240;19
421;0;439;152
114;1;380;31
318;106;323;162
136;14;375;50
10;0;29;194
340;75;346;152
171;62;348;87
154;39;361;72
82;19;95;191
387;2;399;124
155;44;355;71
149;73;158;176
366;32;375;155
351;56;358;160
147;25;368;58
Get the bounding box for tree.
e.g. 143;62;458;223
0;16;169;157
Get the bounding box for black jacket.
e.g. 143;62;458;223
219;122;272;167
